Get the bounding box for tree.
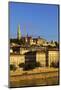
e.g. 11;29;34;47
50;61;59;68
55;41;59;48
18;63;24;68
10;64;17;71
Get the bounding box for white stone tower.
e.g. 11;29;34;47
17;24;21;40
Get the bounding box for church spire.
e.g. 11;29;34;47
17;24;21;40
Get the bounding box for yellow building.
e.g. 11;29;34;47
10;47;59;69
10;54;25;65
37;37;47;46
48;48;59;67
36;51;46;67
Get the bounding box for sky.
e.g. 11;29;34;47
9;2;59;41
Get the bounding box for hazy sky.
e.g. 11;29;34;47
9;2;59;41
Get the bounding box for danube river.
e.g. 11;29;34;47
10;68;59;88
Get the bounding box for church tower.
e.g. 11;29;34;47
17;24;21;40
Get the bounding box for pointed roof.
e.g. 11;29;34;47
17;24;21;40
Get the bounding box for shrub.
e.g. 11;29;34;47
23;62;41;70
23;63;36;70
36;62;41;67
10;64;17;71
50;61;59;68
18;63;24;68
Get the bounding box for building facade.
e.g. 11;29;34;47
10;47;59;69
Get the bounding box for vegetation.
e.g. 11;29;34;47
23;63;36;70
10;39;25;45
36;62;41;67
10;64;17;71
54;41;59;48
50;61;59;68
23;62;41;70
18;63;24;68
